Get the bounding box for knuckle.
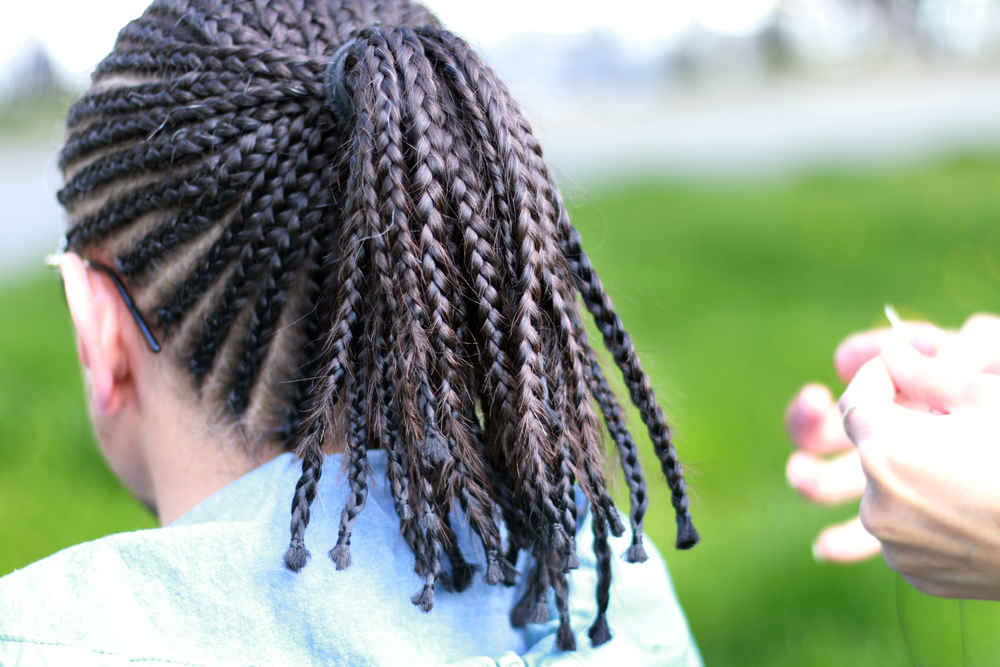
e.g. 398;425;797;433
856;434;887;471
882;549;928;588
880;545;903;572
911;577;952;598
964;313;1000;333
858;495;888;539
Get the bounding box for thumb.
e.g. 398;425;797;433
838;357;899;444
880;338;991;414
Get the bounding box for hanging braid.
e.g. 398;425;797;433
559;219;699;549
57;0;697;651
588;508;615;647
330;342;371;569
421;28;573;565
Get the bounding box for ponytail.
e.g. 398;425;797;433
280;25;698;645
58;3;697;650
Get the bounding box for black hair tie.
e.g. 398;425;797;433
324;39;357;123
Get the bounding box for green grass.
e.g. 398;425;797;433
0;275;157;577
5;156;1000;664
0;91;76;144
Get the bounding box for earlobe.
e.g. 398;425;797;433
60;253;130;416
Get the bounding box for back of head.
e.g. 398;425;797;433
57;0;698;650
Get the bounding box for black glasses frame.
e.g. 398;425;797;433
48;254;162;354
83;260;162;354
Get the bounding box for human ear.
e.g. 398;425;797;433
60;253;132;416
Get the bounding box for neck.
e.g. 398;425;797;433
142;414;264;525
132;365;278;525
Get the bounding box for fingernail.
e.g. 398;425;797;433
801;384;832;409
786;455;816;488
910;335;939;357
811;539;827;563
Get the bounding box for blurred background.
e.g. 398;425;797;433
4;0;1000;664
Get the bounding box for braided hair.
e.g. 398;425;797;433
58;0;698;650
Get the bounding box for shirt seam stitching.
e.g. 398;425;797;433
0;634;278;667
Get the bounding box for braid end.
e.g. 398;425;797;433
418;510;443;535
549;523;569;552
510;586;536;627
607;509;626;538
587;612;612;647
563;548;580;571
675;512;700;550
421;430;449;464
283;540;311;572
329;540;353;570
556;617;577;651
484;551;507;585
411;581;436;613
528;598;550;625
510;604;530;628
450;560;476;592
624;536;648;564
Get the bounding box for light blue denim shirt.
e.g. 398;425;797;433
0;452;702;666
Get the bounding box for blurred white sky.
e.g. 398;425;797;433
0;0;777;84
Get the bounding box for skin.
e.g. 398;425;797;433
786;313;1000;598
59;252;277;525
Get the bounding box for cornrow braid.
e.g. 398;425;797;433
64;164;225;251
93;43;323;82
58;0;697;652
64;71;291;127
58;117;244;210
227;123;334;413
113;106;326;278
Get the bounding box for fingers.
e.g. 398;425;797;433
880;339;994;414
959;312;1000;338
838;357;900;443
834;324;948;383
785;384;854;454
787;449;866;505
834;331;889;383
813;516;882;562
953;314;1000;374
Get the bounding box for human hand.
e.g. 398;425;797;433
842;342;1000;598
785;314;1000;563
785;383;881;561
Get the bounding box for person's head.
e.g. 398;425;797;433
56;0;697;649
